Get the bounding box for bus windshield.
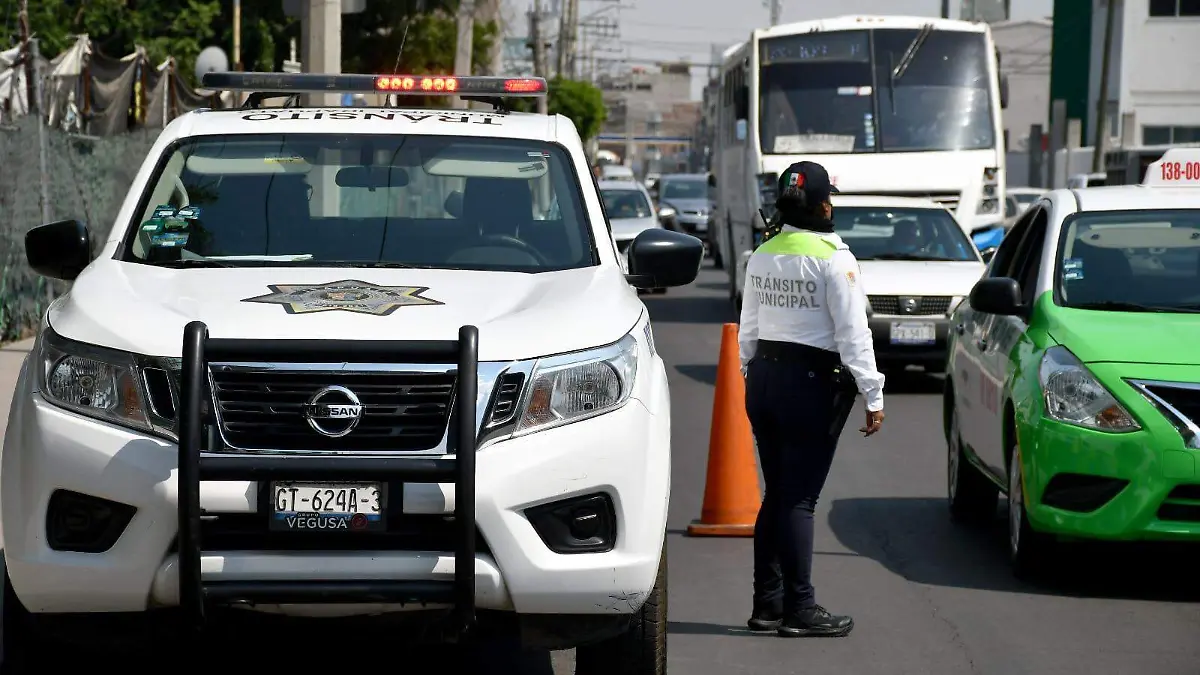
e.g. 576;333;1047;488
758;28;996;155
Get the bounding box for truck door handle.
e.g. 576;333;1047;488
955;323;965;335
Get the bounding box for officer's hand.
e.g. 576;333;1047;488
861;409;885;437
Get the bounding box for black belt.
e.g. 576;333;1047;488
755;339;842;369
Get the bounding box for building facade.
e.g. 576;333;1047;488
992;18;1053;152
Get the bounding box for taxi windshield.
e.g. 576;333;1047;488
601;189;653;219
832;206;980;262
121;133;597;272
1055;210;1200;312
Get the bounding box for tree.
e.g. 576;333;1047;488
509;77;608;142
30;0;221;69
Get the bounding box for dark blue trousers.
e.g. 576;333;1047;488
744;355;856;614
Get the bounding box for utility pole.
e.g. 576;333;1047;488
31;37;49;225
18;0;34;115
1091;0;1118;173
529;0;549;114
766;0;783;26
233;0;243;70
941;0;951;19
452;0;475;109
556;0;579;79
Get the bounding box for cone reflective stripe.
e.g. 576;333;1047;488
686;322;761;537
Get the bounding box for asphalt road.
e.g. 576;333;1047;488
3;264;1200;672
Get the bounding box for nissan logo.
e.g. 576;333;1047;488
900;297;920;314
303;385;363;438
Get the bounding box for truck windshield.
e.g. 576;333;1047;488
122;133;596;272
1056;210;1200;313
833;206;980;262
759;28;996;154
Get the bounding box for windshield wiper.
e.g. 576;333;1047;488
869;253;961;261
1073;301;1200;314
153;259;237;268
305;261;434;269
892;23;935;82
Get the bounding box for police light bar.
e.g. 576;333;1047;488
200;71;548;97
1143;148;1200;187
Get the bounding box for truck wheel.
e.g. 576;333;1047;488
576;545;667;675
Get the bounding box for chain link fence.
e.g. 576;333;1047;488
0;118;159;341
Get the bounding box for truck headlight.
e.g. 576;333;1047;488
515;331;640;435
38;326;152;432
1038;346;1139;432
977;166;1000;215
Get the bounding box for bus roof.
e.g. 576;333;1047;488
755;14;990;39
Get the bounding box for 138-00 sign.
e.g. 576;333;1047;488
271;482;384;532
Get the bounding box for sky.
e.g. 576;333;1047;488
503;0;1054;99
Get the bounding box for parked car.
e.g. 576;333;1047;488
655;173;715;257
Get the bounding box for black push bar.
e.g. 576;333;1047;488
176;320;479;633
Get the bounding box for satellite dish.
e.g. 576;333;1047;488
195;46;230;84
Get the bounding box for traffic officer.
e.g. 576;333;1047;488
738;160;886;638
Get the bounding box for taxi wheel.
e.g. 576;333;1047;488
947;405;998;524
1008;443;1056;580
576;543;666;675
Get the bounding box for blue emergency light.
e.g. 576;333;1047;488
200;71;548;97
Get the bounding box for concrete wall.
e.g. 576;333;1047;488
1093;0;1200;145
992;19;1052;152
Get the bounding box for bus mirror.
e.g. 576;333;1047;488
735;85;749;120
999;74;1009;109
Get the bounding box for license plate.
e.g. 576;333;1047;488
270;482;385;532
890;321;936;345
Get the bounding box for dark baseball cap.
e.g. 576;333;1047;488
777;161;839;206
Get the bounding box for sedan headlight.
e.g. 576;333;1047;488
1038;346;1139;432
515;331;640;435
38;327;152;432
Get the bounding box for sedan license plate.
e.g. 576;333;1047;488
890;321;936;345
270;482;384;532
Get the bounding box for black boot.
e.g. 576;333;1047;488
776;605;853;638
746;607;783;632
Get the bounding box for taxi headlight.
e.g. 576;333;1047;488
1038;346;1139;432
38;327;151;432
515;332;639;435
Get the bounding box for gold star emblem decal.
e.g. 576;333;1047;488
243;280;443;316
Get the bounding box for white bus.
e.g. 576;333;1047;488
710;15;1009;306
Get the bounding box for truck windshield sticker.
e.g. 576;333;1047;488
1063;258;1084;280
243;280;444;316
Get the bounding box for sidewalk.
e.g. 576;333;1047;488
0;338;35;447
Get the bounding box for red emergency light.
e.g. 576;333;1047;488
202;72;548;98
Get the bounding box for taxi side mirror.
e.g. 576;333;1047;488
969;277;1022;316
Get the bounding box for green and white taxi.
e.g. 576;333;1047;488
944;147;1200;577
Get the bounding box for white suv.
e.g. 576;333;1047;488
2;73;702;672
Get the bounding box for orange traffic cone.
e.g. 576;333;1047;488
686;322;761;537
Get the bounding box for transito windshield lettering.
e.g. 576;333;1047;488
758;29;995;154
602;189;653;219
124;134;596;272
833;206;979;262
1056;210;1200;313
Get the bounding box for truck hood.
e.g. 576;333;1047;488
48;259;643;361
858;260;986;297
1046;307;1200;366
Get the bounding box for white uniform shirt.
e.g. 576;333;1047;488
738;225;885;412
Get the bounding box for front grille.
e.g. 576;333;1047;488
868;295;953;316
1144;384;1200;427
210;369;455;452
839;190;960;211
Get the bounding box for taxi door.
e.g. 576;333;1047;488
972;206;1050;476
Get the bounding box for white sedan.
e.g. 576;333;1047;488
599;179;668;292
831;195;988;373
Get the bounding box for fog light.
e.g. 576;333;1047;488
525;493;616;554
46;489;137;553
